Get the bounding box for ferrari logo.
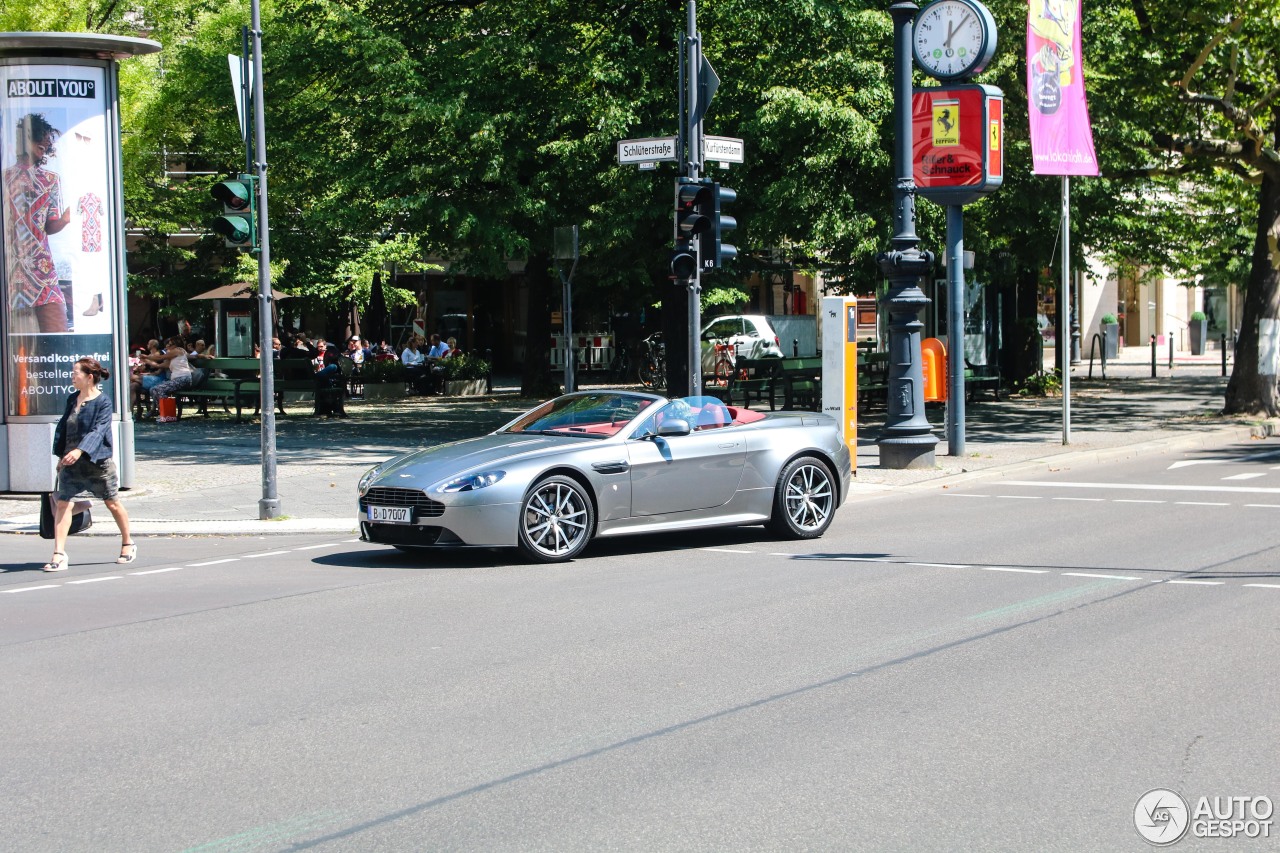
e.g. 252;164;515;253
932;100;960;147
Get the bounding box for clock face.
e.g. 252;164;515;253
913;0;996;81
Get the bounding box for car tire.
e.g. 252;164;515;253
517;475;595;563
767;456;836;540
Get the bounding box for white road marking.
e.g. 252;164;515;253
1053;497;1105;502
1006;480;1280;495
699;548;755;554
188;558;239;566
1063;572;1141;580
244;551;291;558
294;543;342;550
1168;460;1222;470
66;576;123;585
1245;504;1280;509
909;562;969;569
1116;499;1164;504
128;567;185;575
1;584;60;593
1175;501;1229;506
996;495;1042;500
983;567;1048;574
945;493;989;498
1167;580;1224;586
1223;473;1267;480
1243;584;1280;589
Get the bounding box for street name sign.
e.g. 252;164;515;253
703;135;745;164
617;136;678;165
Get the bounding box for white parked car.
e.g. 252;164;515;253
700;314;783;373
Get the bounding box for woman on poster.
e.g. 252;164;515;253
3;113;71;333
44;357;135;572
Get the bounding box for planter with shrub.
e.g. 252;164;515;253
1189;310;1208;355
1100;313;1120;360
440;353;492;397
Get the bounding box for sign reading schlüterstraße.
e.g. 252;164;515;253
616;136;678;165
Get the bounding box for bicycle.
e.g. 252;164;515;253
710;338;736;387
637;332;667;390
607;344;632;385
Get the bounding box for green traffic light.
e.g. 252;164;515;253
211;180;251;211
212;214;253;245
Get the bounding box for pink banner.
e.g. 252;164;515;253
1027;0;1099;176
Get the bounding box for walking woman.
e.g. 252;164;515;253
45;357;135;572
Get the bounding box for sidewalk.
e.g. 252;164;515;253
0;357;1272;537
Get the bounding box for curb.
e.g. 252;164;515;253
873;421;1278;496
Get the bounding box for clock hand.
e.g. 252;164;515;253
944;12;972;48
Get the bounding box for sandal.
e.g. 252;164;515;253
117;542;138;565
43;552;69;572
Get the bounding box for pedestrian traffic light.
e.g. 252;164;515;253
709;183;737;269
671;239;697;281
210;177;256;249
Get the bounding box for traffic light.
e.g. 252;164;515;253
675;177;712;240
672;178;712;281
709;183;737;269
210;177;256;249
671;240;697;280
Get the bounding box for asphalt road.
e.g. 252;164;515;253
3;437;1279;851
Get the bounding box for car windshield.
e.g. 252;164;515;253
502;392;655;438
632;395;738;438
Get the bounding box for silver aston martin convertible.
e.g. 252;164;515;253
358;391;852;562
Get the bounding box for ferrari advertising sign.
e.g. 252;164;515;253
912;84;1004;205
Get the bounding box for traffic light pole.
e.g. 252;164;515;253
250;0;280;518
876;2;938;469
685;0;702;397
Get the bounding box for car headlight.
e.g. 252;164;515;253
441;471;506;493
358;464;384;494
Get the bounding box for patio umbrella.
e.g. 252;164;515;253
365;271;388;345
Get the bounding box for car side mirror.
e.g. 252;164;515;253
656;418;691;437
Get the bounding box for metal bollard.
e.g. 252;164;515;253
793;338;800;357
1221;334;1228;377
1168;335;1174;369
1150;335;1157;378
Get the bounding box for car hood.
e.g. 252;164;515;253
372;432;591;488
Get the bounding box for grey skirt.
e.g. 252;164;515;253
57;456;119;502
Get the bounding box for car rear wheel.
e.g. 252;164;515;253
517;475;595;562
767;456;836;539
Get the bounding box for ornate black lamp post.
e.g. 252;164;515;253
877;1;939;469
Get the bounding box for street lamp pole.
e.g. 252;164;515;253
877;1;938;469
250;0;279;518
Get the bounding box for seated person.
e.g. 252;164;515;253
314;343;347;417
401;336;430;394
130;339;166;413
281;331;318;361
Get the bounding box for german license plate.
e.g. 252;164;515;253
368;505;411;523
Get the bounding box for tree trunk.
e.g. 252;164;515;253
1223;148;1280;416
521;251;560;399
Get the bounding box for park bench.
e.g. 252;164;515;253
777;356;823;411
727;357;782;409
175;357;318;422
964;362;1001;401
857;351;890;405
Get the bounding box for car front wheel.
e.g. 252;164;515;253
767;456;836;539
517;475;595;562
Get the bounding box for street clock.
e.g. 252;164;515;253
912;0;998;81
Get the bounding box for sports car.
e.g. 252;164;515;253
358;391;852;562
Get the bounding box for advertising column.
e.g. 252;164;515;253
2;67;114;414
0;34;159;492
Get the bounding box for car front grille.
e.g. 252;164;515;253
360;486;445;518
